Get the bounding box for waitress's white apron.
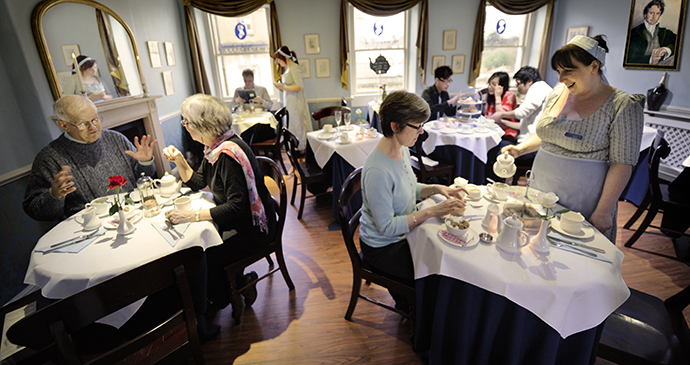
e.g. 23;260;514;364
531;148;617;242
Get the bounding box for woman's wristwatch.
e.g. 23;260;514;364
195;211;200;222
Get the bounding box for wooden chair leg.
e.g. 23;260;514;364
265;255;274;267
345;275;362;320
291;173;298;205
297;177;307;220
274;247;295;290
624;192;651;229
624;203;660;248
274;147;288;175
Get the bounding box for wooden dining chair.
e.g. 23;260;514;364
223;156;294;324
623;138;689;248
338;168;416;330
251;106;288;174
283;128;329;220
311;106;351;130
409;133;454;184
6;247;205;365
597;283;690;364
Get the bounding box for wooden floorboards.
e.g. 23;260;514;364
200;154;690;364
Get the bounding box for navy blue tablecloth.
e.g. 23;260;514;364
415;275;603;365
427;145;487;184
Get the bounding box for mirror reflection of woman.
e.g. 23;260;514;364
61;55;113;101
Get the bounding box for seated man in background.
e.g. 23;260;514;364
486;66;552;182
233;68;273;111
23;95;157;222
422;66;461;121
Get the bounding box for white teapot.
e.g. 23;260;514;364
153;172;182;198
495;214;530;254
493;152;517;179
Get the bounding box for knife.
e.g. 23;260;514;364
547;233;606;254
549;239;597;257
42;231;105;254
49;230;101;248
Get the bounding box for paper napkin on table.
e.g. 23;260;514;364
151;222;191;247
35;228;106;254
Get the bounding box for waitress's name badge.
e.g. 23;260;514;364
564;131;583;140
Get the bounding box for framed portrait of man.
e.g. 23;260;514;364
623;0;687;70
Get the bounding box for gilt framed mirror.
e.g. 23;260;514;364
32;0;148;101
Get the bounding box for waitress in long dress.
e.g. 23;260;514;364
502;35;644;242
273;46;312;152
61;55;113;101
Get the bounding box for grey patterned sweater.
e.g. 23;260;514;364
23;130;156;221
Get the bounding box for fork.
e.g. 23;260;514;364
166;220;184;238
161;221;177;240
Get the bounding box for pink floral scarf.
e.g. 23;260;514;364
204;130;268;233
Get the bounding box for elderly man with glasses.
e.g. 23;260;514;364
421;65;461;121
23;95;157;221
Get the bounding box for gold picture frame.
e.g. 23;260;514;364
304;34;320;55
431;55;446;72
565;26;589;43
315;58;330;78
443;30;457;50
451;55;465;74
61;44;80;67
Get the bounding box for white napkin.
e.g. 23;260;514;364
409;155;439;167
151;222;191;247
35;228;106;254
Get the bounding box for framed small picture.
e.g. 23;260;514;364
315;58;330;78
304;34;320;55
451;54;465;74
147;41;162;68
61;44;81;67
164;42;176;66
162;71;174;95
56;71;72;87
431;55;446;72
302;59;311;78
443;30;457;50
565;26;589;43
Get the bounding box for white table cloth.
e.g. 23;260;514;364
640;125;658;151
306;129;381;169
24;191;223;327
231;111;278;135
422;122;504;163
406;186;630;338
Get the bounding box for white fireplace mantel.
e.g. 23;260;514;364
96;95;171;177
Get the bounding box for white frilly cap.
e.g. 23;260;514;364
567;35;609;84
276;48;296;62
77;57;93;67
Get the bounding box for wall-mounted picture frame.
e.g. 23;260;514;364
623;0;686;70
56;71;72;86
565;26;589;43
164;42;176;67
61;44;81;67
302;59;311;78
443;30;457;50
304;34;321;55
162;71;174;95
315;58;330;78
147;41;162;68
451;55;466;74
431;55;446;72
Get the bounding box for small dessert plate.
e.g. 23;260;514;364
335;139;353;144
438;227;479;248
318;133;335;140
104;211;143;229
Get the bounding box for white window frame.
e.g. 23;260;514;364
205;5;277;103
477;4;541;91
349;4;411;106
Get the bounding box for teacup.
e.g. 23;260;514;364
174;196;192;211
487;182;508;200
475;125;488;133
86;197;110;216
560;211;585;234
366;128;377;137
339;133;351;143
81;207;101;231
466;187;481;200
460;124;472;133
432;120;443;129
454;177;468;187
323;124;334;133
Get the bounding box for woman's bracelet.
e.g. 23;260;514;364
412;213;417;226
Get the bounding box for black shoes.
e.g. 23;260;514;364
242;271;259;307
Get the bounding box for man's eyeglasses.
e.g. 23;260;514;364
68;116;101;130
515;81;524;87
439;78;453;84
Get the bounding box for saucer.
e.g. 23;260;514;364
458;129;474;135
335;138;353;144
364;132;378;138
438;227;479;248
318;132;335;140
440;128;457;134
550;218;595;239
104;211;143;229
483;192;507;202
474;128;490;133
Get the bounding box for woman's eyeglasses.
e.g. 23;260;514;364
69;115;102;130
180;119;189;127
405;123;423;131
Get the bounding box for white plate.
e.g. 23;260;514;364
318;133;335;140
474;128;490;133
440;128;458;134
550;218;595;239
438;226;479;248
484;192;507;202
364;132;379;138
340;125;355;131
104;211;143;229
335;139;353;144
457;129;474;135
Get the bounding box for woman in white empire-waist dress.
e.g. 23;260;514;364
273;45;312;151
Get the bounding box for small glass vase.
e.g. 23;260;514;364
530;219;550;253
116;209;135;236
